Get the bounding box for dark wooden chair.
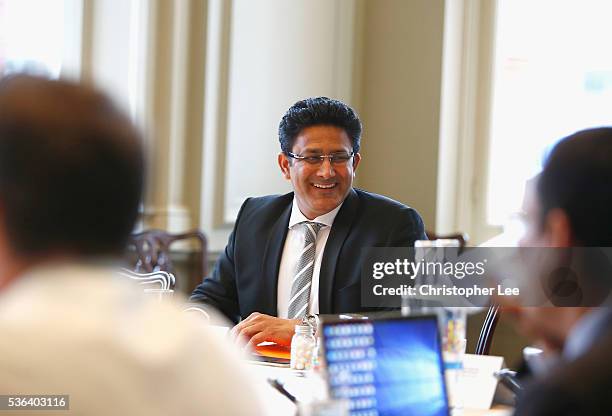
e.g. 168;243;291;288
118;269;176;290
475;304;501;355
425;231;469;248
126;229;207;294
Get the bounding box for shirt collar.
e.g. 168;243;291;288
288;197;343;229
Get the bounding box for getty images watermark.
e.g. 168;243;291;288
361;247;612;308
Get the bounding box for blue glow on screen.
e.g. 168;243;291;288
324;318;448;416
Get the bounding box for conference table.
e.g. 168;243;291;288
204;320;514;415
248;352;513;416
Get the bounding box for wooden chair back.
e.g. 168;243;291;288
127;229;207;293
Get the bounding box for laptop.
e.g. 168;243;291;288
321;315;450;416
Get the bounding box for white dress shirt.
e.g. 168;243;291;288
277;198;343;318
0;263;270;416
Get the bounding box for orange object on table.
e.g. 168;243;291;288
254;342;291;359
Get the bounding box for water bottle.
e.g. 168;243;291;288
291;324;316;371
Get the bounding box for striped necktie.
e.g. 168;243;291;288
287;221;324;319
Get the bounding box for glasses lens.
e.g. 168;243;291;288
331;152;352;164
303;156;323;164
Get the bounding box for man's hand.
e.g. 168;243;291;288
230;312;300;347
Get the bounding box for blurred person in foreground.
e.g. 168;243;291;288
512;127;612;415
0;75;266;415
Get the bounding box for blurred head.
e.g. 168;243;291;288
515;128;612;352
0;75;144;264
277;97;362;219
521;127;612;247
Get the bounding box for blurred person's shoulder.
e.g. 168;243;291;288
516;331;612;416
0;264;268;416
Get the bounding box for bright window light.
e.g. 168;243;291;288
0;0;67;77
486;0;612;225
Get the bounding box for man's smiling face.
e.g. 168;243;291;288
278;125;361;219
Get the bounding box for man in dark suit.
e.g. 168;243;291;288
512;128;612;415
190;97;425;346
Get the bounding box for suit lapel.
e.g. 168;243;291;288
318;189;359;314
259;198;292;315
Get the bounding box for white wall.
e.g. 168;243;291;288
83;0;134;113
223;0;361;221
357;0;445;230
79;0;450;250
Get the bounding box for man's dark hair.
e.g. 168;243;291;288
0;75;144;256
537;127;612;246
278;97;362;154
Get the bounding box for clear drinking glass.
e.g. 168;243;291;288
402;239;461;315
403;239;466;412
441;307;467;413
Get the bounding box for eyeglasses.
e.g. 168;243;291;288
285;151;354;165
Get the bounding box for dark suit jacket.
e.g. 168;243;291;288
190;188;426;323
515;309;612;416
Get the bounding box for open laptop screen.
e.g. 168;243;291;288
322;316;449;416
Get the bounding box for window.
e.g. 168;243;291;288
0;0;81;78
486;0;612;225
